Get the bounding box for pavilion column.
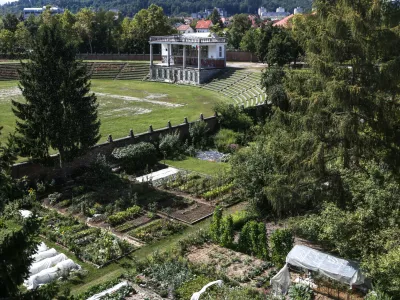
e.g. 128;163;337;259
183;45;186;69
198;45;201;71
224;45;227;68
167;44;171;67
150;43;153;67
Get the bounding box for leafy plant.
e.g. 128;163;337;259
159;131;183;159
189;121;210;149
209;206;223;242
214;129;241;153
288;283;314;300
112;142;157;173
270;229;294;267
107;205;142;226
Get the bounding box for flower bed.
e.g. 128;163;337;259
41;211;134;266
127;219;187;243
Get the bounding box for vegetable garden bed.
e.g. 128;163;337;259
159;172;241;207
127;219;187;243
41;211;134;266
161;202;215;224
185;243;275;289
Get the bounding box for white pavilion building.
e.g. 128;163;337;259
148;32;227;85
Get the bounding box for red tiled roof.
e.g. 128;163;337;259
196;19;213;29
177;24;191;31
273;14;295;28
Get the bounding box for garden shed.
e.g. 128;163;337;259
271;245;366;294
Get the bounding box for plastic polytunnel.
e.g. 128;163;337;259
271;245;365;295
25;259;80;290
29;253;69;276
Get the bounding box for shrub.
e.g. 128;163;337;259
238;220;268;259
213;102;253;132
209;206;223;242
175;275;212;299
107;205;142;226
159;131;182;159
231;210;257;230
270;229;294;267
112;142;157;173
288;283;314;300
189;121;210;149
220;215;234;247
214;129;241;153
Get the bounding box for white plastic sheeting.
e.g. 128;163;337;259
271;264;291;295
29;253;69;276
19;209;32;218
86;281;129;300
25;259;80;290
32;248;58;263
286;245;365;287
36;242;48;253
191;280;223;300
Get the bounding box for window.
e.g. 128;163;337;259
219;46;223;58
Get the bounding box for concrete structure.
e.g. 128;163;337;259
294;7;304;14
191;7;227;19
177;24;195;34
195;20;213;33
258;6;290;21
148;32;227;85
23;6;64;19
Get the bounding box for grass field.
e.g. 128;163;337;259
0;79;229;144
164;156;231;176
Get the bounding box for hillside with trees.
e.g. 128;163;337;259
0;0;312;17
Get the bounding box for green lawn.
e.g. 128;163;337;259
0;79;230;144
163;156;230;176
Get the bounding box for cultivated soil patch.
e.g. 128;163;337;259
185;243;274;287
165;201;214;224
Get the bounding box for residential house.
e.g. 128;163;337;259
196;20;213;33
177;24;195;34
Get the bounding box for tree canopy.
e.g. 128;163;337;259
12;20;100;166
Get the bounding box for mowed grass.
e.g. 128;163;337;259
0;79;230;144
164;156;231;176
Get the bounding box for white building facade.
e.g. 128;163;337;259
23;6;64;19
149;33;227;85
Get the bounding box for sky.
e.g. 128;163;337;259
0;0;18;5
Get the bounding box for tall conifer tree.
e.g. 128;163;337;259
12;20;100;167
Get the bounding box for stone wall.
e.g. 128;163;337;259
11;114;219;180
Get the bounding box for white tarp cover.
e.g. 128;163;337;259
25;259;80;290
29;253;68;276
36;242;48;253
271;264;291;295
32;248;57;263
191;280;223;300
286;245;365;286
19;209;32;218
86;281;129;300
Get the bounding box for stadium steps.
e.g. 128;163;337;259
200;68;266;107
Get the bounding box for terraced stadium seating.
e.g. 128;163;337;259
0;62;150;81
201;68;267;107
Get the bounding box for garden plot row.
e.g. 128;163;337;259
40;211;134;267
159;171;240;207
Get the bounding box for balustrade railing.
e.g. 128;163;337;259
150;35;227;44
160;56;225;68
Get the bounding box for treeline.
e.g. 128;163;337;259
0;0;313;17
0;5;175;55
0;6;303;65
224;0;400;296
